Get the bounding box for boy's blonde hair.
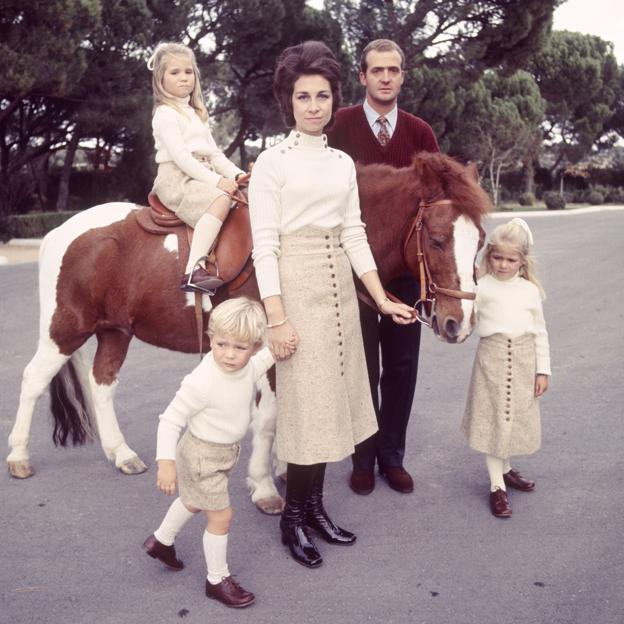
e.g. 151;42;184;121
148;42;208;121
208;297;267;346
480;218;545;299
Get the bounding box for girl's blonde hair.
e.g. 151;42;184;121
147;42;208;121
480;218;546;299
208;297;267;346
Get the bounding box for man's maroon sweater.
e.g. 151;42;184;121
326;104;439;167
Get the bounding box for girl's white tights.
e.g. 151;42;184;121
485;454;513;492
154;497;197;545
185;212;223;273
203;530;229;585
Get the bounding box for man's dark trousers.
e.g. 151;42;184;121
353;274;421;470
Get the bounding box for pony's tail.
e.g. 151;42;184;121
49;355;96;446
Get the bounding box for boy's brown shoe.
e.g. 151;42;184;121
143;534;184;570
205;577;255;608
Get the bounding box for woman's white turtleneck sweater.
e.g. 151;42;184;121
248;130;377;300
152;96;242;186
476;273;551;375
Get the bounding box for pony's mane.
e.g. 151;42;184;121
357;153;492;223
413;152;493;221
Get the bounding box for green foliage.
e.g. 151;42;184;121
445;70;545;205
0;0;101;98
519;192;536;206
7;211;80;238
528;31;619;169
543;191;566;210
325;0;556;76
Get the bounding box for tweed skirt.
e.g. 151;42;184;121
176;430;241;511
275;226;378;465
152;156;228;227
461;333;541;458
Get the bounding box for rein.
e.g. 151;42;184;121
358;198;476;326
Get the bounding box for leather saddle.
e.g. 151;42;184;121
136;192;253;289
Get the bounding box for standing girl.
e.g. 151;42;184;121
249;41;415;568
148;42;248;295
461;218;551;518
143;297;274;608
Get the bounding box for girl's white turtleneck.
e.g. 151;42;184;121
249;130;377;299
152;95;242;185
476;273;551;375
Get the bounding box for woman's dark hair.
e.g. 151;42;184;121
273;40;342;128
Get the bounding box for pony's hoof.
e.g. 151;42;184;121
118;456;148;475
8;460;34;479
255;495;285;515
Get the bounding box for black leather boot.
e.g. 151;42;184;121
305;463;356;545
279;463;323;568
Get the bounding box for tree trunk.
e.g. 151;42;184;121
522;159;535;194
494;161;504;207
29;155;49;210
56;128;80;212
488;155;498;207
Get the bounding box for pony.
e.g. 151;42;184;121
6;152;491;514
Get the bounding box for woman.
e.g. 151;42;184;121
248;41;415;569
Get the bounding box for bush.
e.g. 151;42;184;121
605;186;624;204
543;191;566;210
518;192;536;206
7;211;80;238
587;190;604;205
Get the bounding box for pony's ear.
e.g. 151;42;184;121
466;161;479;183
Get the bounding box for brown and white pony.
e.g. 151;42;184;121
6;152;491;513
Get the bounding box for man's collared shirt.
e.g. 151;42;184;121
363;99;398;140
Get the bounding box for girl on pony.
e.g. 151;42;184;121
461;218;551;518
148;42;248;295
143;297;273;608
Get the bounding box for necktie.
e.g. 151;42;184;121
377;116;390;146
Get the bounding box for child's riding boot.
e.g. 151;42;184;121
180;255;224;293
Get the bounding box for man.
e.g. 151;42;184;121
326;39;439;495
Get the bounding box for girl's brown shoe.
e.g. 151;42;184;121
503;469;535;491
489;488;512;518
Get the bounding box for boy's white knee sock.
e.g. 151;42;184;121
185;212;223;273
204;530;230;585
485;454;506;492
154;497;196;546
502;458;512;474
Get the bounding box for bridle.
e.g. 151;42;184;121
359;198;477;326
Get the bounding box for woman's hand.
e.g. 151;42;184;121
217;177;238;194
269;320;299;361
156;459;177;496
535;374;549;397
236;172;251;187
379;299;417;325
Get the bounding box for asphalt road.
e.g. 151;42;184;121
1;209;623;624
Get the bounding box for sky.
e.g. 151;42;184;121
554;0;624;63
306;0;624;64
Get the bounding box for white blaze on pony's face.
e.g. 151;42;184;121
452;214;481;342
